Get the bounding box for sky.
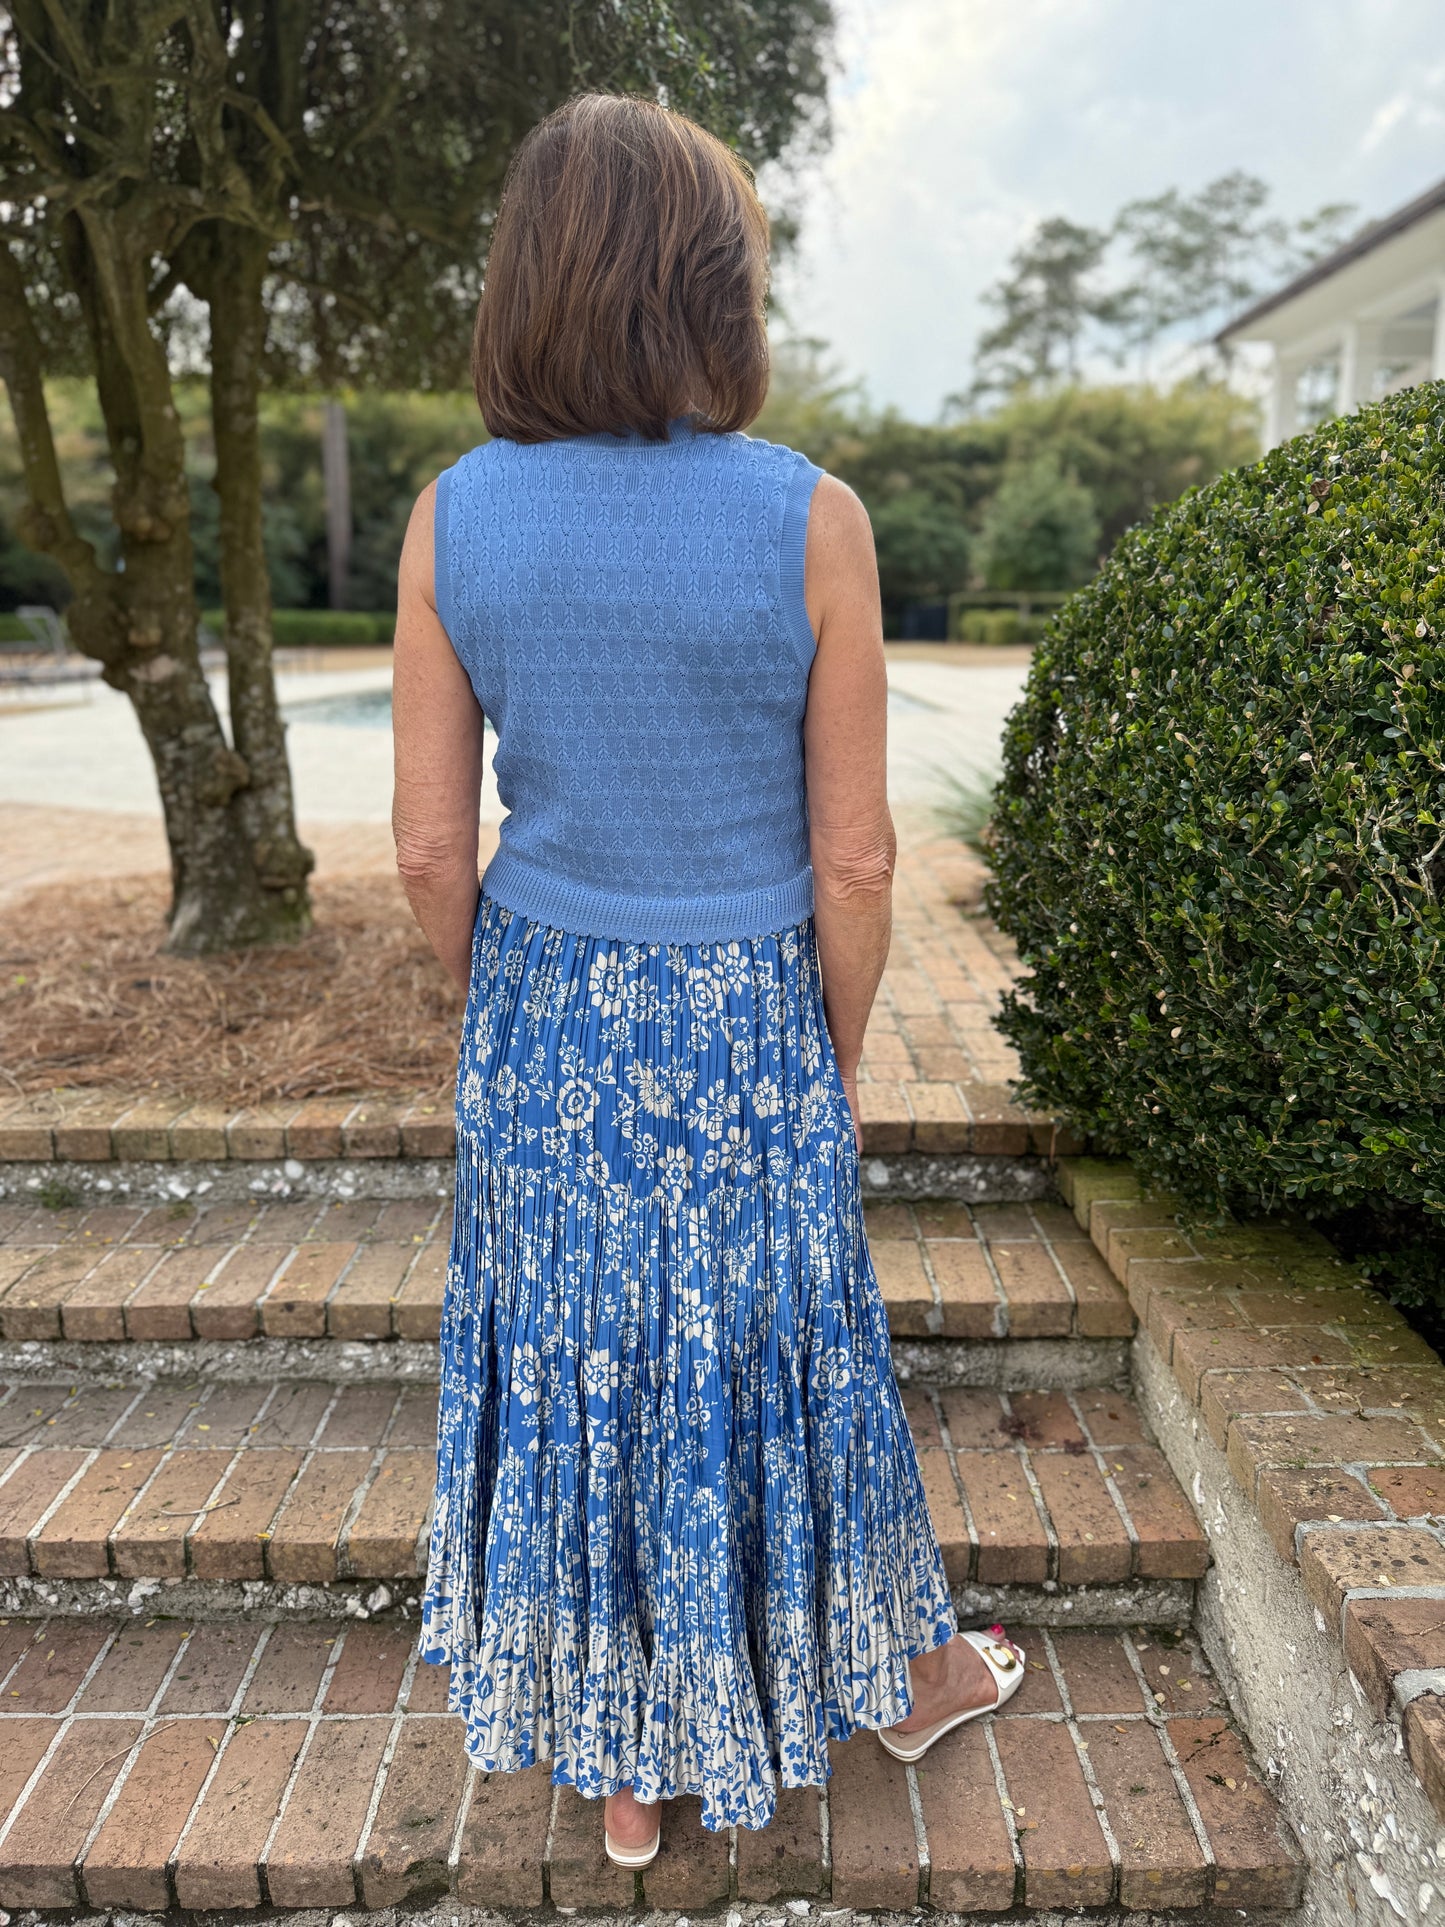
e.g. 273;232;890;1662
766;0;1445;418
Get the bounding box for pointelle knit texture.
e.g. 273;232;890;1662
434;417;824;944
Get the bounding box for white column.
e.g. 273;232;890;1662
1432;280;1445;379
1264;354;1297;448
1337;321;1361;414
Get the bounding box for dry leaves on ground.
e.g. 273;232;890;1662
0;874;464;1104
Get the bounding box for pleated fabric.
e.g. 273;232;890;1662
420;896;956;1832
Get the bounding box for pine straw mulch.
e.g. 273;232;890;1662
1;874;464;1106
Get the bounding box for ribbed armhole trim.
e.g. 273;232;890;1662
781;452;824;671
480;847;815;945
433;465;455;640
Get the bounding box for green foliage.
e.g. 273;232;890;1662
977;455;1101;592
973;218;1124;390
0;379;117;584
4;3;835;394
202;609;394;647
756;357;1257;618
247;391;484;611
825;411;1003;525
867;491;972;607
983;381;1260;550
0;382;481;616
189;478;311;613
1111;172;1354;361
749;338;867;472
952;608;1050;644
0;369;1259;621
34;1179;80;1211
936;768;998;857
987;384;1445;1243
0;517;69;611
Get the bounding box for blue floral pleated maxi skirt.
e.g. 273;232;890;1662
421;896;956;1832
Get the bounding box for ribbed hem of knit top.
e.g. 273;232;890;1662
481;848;816;946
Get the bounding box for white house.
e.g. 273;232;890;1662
1217;176;1445;447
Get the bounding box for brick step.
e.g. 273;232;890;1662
0;1378;1205;1623
0;1194;1132;1353
0;1078;1073;1169
0;1615;1302;1914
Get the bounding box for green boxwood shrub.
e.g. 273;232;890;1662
988;383;1445;1244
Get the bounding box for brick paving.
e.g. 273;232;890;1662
0;1618;1300;1912
0;1376;1202;1590
0;1191;1134;1347
0;1195;447;1343
1061;1155;1445;1832
0;801;408;906
871;1196;1131;1340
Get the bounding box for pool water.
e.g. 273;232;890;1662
285;687;397;729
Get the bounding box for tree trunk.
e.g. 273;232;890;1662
0;218;302;955
106;616;278;956
206;228;315;932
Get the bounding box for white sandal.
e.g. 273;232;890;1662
877;1625;1027;1762
604;1827;661;1868
604;1799;662;1869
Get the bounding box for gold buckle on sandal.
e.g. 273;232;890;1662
984;1641;1018;1670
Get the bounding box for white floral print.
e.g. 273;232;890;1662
556;1076;598;1131
588;949;626;1018
686;1077;740;1141
421;897;956;1834
625;1059;676;1118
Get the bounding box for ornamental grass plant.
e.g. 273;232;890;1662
987;383;1445;1307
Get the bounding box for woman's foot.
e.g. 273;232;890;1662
604;1786;662;1866
878;1627;1028;1760
894;1632;1001;1733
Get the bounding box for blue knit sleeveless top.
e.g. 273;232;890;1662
434;418;824;943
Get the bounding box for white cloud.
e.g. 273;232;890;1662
767;0;1445;417
1360;62;1445;154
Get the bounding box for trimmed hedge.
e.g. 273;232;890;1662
953;609;1049;645
201;609;395;647
988;383;1445;1227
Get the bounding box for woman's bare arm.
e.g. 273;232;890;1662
802;474;895;1150
392;480;486;992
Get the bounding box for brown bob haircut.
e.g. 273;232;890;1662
473;93;771;443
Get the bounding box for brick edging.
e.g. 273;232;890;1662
0;1084;1081;1165
1058;1155;1445;1824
